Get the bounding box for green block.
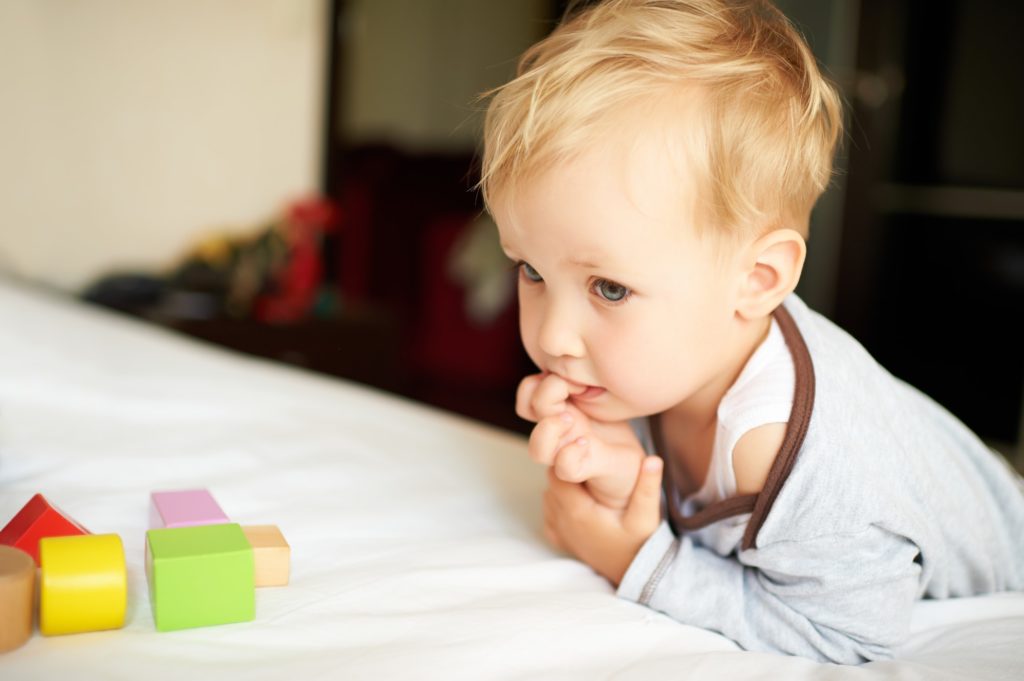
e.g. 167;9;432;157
145;523;255;632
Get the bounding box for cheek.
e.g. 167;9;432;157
594;312;690;406
517;290;543;366
588;317;652;382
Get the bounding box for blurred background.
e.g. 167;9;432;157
0;0;1021;463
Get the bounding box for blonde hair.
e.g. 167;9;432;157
479;0;843;238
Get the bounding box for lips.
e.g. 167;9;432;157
574;385;607;400
562;378;606;400
549;372;606;400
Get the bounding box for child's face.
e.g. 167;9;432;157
492;131;751;424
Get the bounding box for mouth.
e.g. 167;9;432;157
555;374;606;401
573;385;607;401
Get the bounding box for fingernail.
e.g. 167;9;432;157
560;412;573;423
576;437;588;446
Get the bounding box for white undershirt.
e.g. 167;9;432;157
682;316;795;512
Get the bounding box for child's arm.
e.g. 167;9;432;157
517;372;645;509
617;521;921;664
546;460;920;664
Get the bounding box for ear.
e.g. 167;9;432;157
735;229;806;321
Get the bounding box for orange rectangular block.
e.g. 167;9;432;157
241;525;290;587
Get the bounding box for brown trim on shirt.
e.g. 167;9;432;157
648;303;815;551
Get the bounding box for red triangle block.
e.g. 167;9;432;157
0;494;90;565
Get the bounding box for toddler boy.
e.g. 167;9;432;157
480;0;1024;664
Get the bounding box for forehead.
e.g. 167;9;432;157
494;89;707;222
494;120;700;258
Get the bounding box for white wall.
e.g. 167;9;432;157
0;0;327;291
339;0;548;152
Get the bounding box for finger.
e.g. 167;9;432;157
546;463;566;492
528;413;575;465
515;373;546;422
543;523;565;551
543;488;559;524
542;489;566;549
547;465;594;514
545;466;563;506
552;437;592;483
531;373;574;419
623;456;664;533
561;402;591;433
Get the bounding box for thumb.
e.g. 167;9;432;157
623;456;663;533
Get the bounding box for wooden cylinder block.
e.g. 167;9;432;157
0;546;35;653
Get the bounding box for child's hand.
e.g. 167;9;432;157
515;371;588;466
516;372;645;509
543;456;664;586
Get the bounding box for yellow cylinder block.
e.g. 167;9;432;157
39;533;127;636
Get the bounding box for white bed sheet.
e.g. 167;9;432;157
1;278;1022;681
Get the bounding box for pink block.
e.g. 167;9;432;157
149;489;230;529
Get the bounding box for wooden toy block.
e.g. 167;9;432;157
39;533;127;636
241;525;291;587
0;493;89;566
0;546;35;653
146;523;254;632
150;489;230;529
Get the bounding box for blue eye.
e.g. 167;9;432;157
595;279;630;302
520;262;543;282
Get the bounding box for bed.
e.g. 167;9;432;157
2;276;1022;680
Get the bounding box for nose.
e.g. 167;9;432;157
536;297;586;360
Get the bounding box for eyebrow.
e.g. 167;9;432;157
500;243;605;270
